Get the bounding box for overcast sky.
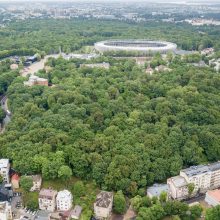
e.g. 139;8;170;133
0;0;220;2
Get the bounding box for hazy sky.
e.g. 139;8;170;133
0;0;220;2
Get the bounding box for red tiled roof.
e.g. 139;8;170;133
207;189;220;202
11;174;20;181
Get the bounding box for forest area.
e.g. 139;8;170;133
0;18;220;219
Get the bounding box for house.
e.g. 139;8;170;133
56;190;72;211
26;54;38;63
24;76;48;87
39;189;57;212
80;62;110;69
71;205;82;220
29;175;42;191
201;48;214;56
0;201;12;220
145;66;154;75
11;174;20;189
205;189;220;206
167;176;189;200
35;210;51;220
147;184;169;199
10;64;19;70
94;191;113;219
155;65;172;72
0;159;10;183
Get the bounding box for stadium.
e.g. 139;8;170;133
94;40;177;55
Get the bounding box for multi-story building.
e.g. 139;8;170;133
56;190;72;211
168;161;220;200
39;189;57;212
209;162;220;189
0;159;10;184
94;191;113;220
180;165;212;193
167;176;189;200
0;201;12;220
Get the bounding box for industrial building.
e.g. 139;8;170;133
94;40;177;55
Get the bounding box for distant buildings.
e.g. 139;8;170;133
155;65;172;72
39;189;58;212
56;190;72;211
24;75;48;87
209;58;220;72
168;162;220;200
0;159;10;184
94;191;113;219
10;64;19;70
80;62;110;69
201;48;214;56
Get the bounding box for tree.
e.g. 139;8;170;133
72;181;85;198
187;183;195;196
58;165;72;181
20;176;33;191
159;191;167;203
0;108;6;124
113;191;127;214
206;205;220;220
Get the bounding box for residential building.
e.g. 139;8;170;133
167;176;189;200
168;161;220;200
180;165;212;193
147;184;169;199
80;62;110;69
56;190;72;211
0;201;12;220
0;159;10;184
145;66;154;75
71;205;82;219
205;189;220;207
94;191;113;219
155;65;172;72
11;174;20;189
24;75;48;87
39;189;57;212
201;48;214;56
10;63;19;70
29;175;42;191
0;184;13;202
209;162;220;189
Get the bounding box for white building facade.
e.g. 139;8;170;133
56;190;73;211
0;201;12;220
0;159;10;184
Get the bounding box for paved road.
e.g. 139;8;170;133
0;95;11;134
20;54;60;77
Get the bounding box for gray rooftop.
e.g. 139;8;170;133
208;162;220;172
95;191;113;208
181;165;210;177
147;184;168;197
171;176;188;188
